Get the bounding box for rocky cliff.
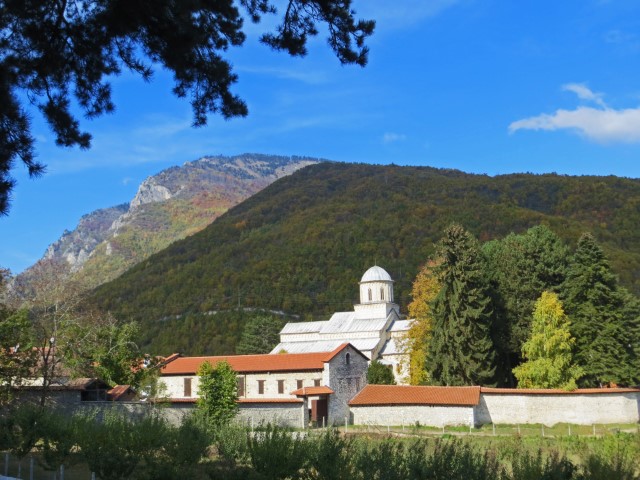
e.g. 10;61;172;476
19;154;322;291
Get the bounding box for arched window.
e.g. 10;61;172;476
345;352;351;365
380;287;385;301
368;288;372;301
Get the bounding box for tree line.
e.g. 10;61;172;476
406;224;640;389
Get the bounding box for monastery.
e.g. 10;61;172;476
271;265;412;383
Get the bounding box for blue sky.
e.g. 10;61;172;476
3;0;640;274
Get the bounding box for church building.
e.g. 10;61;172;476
271;266;412;383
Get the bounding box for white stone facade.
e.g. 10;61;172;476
273;266;413;384
476;391;640;426
352;405;474;428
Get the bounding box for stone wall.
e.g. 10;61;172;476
325;345;369;425
237;402;306;429
351;405;474;428
476;391;640;426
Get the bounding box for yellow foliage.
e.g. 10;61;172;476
403;260;441;385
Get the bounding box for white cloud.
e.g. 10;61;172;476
509;85;640;144
382;132;407;144
562;83;606;108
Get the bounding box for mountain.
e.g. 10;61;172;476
91;162;640;355
18;154;321;290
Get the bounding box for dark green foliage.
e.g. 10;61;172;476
236;314;287;354
366;359;396;385
579;434;639;480
507;449;576;480
560;233;637;386
353;438;408;480
0;2;373;214
427;225;497;386
247;423;308;480
38;411;78;473
483;225;569;381
306;428;354;480
0;308;37;405
90;163;640;356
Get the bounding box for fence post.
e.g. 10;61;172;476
60;463;64;480
593;424;596;437
92;473;96;480
492;423;496;436
4;452;8;476
542;425;545;437
345;416;348;433
29;456;34;480
568;424;571;436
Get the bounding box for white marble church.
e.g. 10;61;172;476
271;266;413;383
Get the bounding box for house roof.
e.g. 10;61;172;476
161;343;359;375
14;378;110;392
107;385;134;401
481;387;640;395
271;338;380;356
290;386;335;396
349;385;481;407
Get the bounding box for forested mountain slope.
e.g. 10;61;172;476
91;162;640;354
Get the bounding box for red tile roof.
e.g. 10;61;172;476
290;386;334;396
349;385;481;406
107;385;134;401
161;343;355;375
481;387;640;395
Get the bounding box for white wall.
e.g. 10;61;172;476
160;371;322;400
351;405;474;428
476;392;640;426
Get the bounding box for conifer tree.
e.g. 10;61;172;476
483;225;569;371
427;225;497;386
560;233;637;386
404;260;440;385
513;291;583;390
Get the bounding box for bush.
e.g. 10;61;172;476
248;424;308;480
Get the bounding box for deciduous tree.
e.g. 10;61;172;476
196;360;238;426
366;359;395;385
427;224;497;386
0;0;374;214
512;291;583;390
404;260;440;385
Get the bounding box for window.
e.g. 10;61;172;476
314;379;321;387
258;380;265;395
278;380;285;394
183;378;192;397
297;380;303;389
368;288;372;301
345;352;351;365
380;287;385;300
237;377;245;397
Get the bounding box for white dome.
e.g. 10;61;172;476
360;266;393;283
